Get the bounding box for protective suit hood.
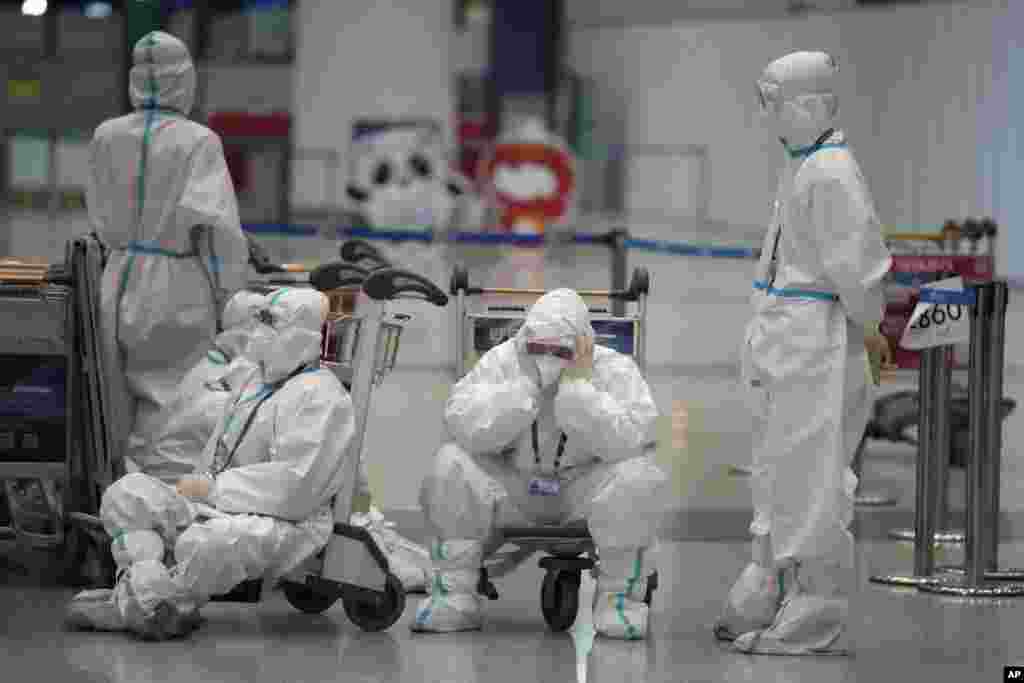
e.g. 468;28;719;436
516;288;593;350
129;31;196;115
215;291;266;359
248;288;329;383
757;51;840;150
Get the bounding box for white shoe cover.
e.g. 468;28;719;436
593;590;648;640
732;594;848;655
594;547;651;640
411;539;484;633
352;507;430;593
110;529;167;570
714;563;782;641
66;589;127;632
732;562;850;655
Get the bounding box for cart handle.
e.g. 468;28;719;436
309;262;370;292
449;264;650;301
340;239;393;271
363;267;448;307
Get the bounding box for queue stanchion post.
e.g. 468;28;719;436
888;271;965;546
870;343;948;586
919;281;1024;596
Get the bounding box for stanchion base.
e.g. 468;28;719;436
855;491;899;507
888;528;965;544
868;574;957;588
933;567;1024;582
917;580;1024;597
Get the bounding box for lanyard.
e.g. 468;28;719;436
767;128;836;288
532;421;568;475
210;364;314;476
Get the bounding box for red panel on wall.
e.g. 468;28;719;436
207;112;291;138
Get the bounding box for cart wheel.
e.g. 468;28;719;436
282;581;340;614
540;569;581;632
342;574;407;632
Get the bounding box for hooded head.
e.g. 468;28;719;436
129;31;196;116
213;291;267;359
757;51;840;150
515;289;594;386
247;288;329;383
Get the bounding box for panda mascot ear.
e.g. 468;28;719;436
346;183;370;203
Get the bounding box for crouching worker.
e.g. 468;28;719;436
65;288;354;640
413;289;669;639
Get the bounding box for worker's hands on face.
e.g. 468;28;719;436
560;335;594;384
176;475;212;501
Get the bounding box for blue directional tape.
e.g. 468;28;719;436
918;288;977;305
242;224;763;259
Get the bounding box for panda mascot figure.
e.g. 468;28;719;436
343;118;483;283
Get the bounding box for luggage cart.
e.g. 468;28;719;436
276;267;447;630
339;240;394;272
0;260;76;578
448;264;657;632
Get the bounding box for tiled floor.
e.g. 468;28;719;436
4;539;1024;682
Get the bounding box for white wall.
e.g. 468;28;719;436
291;0;454;210
569;1;1009;271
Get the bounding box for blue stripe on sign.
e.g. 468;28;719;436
918;288;977;305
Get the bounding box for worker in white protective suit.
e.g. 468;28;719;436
86;30;250;473
412;289;667;638
65;288;354;640
713;51;893;655
127;290;266;484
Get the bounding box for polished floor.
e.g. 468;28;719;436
3;539;1024;682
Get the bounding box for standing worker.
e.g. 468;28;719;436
714;51;893;655
85;31;249;472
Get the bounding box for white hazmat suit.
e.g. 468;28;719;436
715;51;892;655
86;31;250;472
66;288;354;640
127;290;265;484
413;289;667;638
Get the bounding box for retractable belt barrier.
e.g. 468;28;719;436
871;281;1024;597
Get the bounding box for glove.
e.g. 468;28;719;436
176;474;213;501
863;323;893;386
560;335;594;384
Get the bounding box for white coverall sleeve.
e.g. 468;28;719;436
179;133;250;302
802;165;892;329
553;352;659;463
209;386;356;522
445;345;540;456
